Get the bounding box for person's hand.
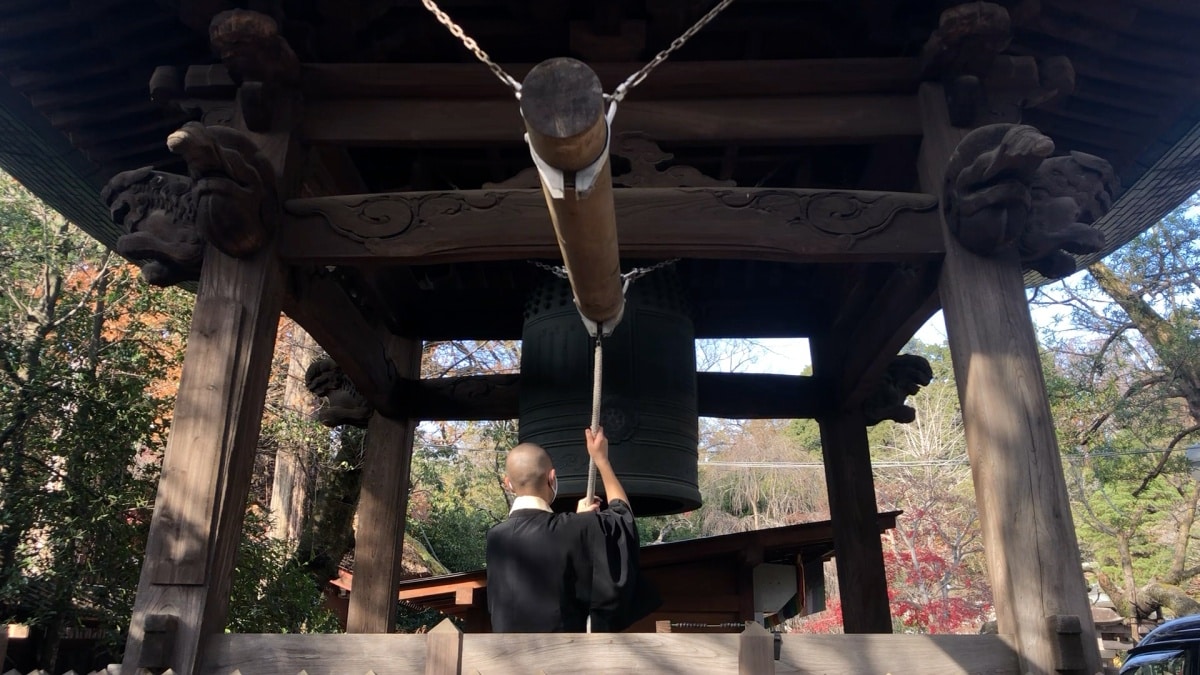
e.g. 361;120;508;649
576;496;601;513
585;427;609;464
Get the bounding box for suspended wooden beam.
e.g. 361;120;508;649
391;372;828;420
519;57;623;326
280;188;943;265
299;95;921;145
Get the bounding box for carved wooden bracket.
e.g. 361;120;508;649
921;2;1012;81
942;123;1118;278
305;358;373;428
862;354;933;426
209;9;300;131
484;132;736;189
101;122;280;286
923;3;1074;126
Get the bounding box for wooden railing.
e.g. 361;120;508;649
0;622;1023;674
198;621;1020;675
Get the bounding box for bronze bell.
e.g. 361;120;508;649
519;270;700;516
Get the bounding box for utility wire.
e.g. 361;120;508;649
413;442;1188;468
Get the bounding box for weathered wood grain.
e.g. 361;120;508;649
460;633;741;674
776;634;1020;674
424;620;463;675
204;634;427;674
918;82;1101;675
739;622;775;675
199;632;1019;674
301;96;920;145
812;399;892;634
281;188;942;266
347;364;419;633
123;244;287;674
519;58;623;326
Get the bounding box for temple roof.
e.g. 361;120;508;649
1;0;1198;354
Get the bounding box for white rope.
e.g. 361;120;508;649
585;336;603;503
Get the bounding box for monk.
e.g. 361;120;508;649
485;427;656;632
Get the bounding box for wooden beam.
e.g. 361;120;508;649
812;343;893;633
300;95;921;145
281;188;942;266
204;631;1019;674
121;99;304;672
836;264;943;410
282;267;402;418
391;372;827;421
347;341;420;634
918;83;1100;675
298;58;922;99
123;244;287;672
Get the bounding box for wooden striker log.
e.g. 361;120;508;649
520;57;624;326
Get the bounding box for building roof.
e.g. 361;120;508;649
1;1;1198;352
388;511;900;623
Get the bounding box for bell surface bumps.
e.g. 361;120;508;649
519;272;700;516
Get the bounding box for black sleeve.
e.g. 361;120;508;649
586;499;661;631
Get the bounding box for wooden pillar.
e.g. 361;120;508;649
519;57;623;326
121;243;287;674
346;340;421;633
918;82;1100;675
113;113;303;675
815;409;893;633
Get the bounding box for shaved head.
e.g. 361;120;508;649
506;443;554;494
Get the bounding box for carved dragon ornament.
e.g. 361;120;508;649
862;354;935;426
305;358;373;428
101;122;280;286
943;123;1119;278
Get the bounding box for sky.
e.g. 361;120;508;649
718;313;949;376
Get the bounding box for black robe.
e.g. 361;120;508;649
485;499;659;632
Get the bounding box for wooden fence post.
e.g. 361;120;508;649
739;622;774;675
425;619;464;675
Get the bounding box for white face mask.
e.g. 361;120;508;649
550;476;558;502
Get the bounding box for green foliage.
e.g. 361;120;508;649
227;511;340;634
0;173;191;665
1037;196;1200;619
408;421;513;573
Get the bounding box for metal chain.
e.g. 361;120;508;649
529;258;679;283
607;0;737;103
419;0;523;95
622;258;680;283
528;260;569;279
420;0;734;104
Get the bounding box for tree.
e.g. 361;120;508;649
871;342;991;634
1037;196;1200;623
0;172;191;669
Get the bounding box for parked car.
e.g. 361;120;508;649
1121;615;1200;675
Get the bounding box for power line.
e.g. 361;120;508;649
414;442;1187;468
